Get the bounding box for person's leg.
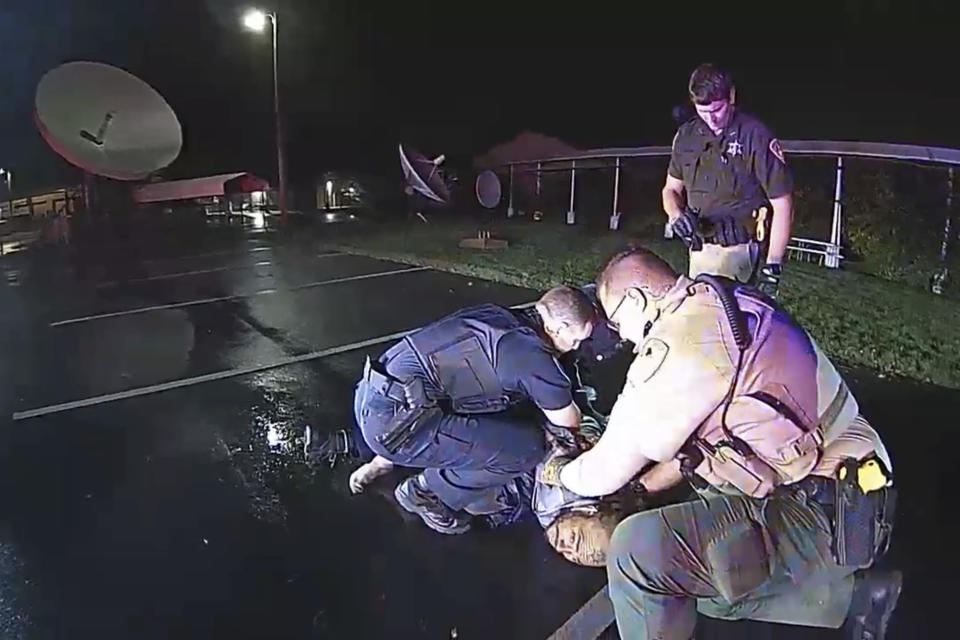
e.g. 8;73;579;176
420;411;545;513
357;384;544;512
607;494;769;640
606;489;856;640
697;488;855;628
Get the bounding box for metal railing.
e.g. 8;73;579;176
498;140;960;274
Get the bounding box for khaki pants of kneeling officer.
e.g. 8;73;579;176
606;487;856;640
688;241;761;284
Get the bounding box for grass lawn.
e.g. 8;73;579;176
320;217;960;390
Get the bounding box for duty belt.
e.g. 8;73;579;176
699;206;770;245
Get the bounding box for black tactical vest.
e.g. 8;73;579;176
404;304;533;414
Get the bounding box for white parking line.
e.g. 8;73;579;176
96;261;274;288
95;251;344;288
547;586;614;640
142;246;273;265
16;299;537;420
51;266;429;327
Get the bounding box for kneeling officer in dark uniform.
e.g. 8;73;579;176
348;286;596;535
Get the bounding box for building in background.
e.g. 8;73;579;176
316;172;367;210
0;186;82;219
132;172;271;215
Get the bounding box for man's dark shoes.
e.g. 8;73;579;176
394;474;473;535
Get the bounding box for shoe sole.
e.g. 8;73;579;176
394;480;472;535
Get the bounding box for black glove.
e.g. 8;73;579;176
757;263;782;298
671;208;703;251
716;217;752;247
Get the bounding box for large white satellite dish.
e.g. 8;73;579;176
35;62;182;181
399;143;451;204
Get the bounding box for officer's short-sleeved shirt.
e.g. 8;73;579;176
495;331;573;411
668;110;793;220
382;315;573;412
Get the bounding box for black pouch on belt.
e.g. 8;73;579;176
833;457;897;568
364;357;441;456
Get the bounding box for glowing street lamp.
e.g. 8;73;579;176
242;9;267;32
242;8;287;220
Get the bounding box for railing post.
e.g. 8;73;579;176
827;156;843;268
507;164;515;218
932;166;954;294
609;157;622;230
566;160;576;225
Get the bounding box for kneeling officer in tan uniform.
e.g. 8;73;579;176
539;248;901;639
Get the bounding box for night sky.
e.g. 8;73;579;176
2;0;958;193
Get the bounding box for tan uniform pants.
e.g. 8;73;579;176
606;487;855;639
687;241;761;284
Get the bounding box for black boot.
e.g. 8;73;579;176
845;569;903;640
394;474;473;535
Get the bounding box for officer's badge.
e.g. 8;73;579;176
769;138;786;163
726;141;743;157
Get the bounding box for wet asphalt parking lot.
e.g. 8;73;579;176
0;215;956;638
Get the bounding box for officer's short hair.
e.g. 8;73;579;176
537;286;596;327
688;63;734;105
597;248;678;301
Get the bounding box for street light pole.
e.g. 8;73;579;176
243;8;287;220
269;12;288;220
0;169;11;219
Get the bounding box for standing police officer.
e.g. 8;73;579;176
348;286;596;535
665;63;793;296
540;248;901;639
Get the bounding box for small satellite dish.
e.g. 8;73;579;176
399;144;451;204
475;170;501;209
35;62;182;181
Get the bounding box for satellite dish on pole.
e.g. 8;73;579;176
399;143;451;205
475;170;501;209
35;62;182;181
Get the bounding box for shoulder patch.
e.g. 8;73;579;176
628;338;670;384
769;138;786;164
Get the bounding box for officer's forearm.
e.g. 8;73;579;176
662;187;685;220
766;194;793;264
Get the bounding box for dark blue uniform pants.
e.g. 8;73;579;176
354;380;545;513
